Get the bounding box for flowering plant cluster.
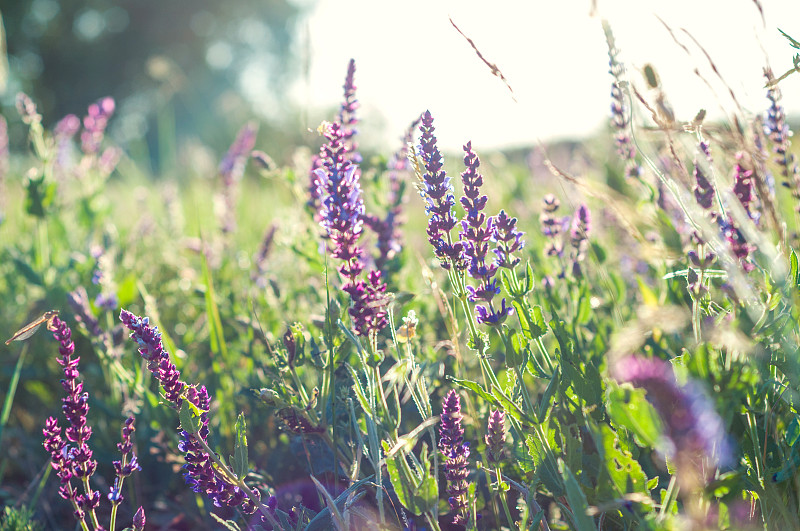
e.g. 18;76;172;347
7;20;800;531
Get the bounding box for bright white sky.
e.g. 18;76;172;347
291;0;800;151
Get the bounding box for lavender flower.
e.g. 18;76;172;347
309;60;361;215
439;390;470;525
119;310;257;513
314;123;387;337
460;141;510;325
42;315;100;524
569;204;591;278
218;121;259;235
81;97;115;155
603;22;641;179
493;209;525;270
315;122;364;283
363;115;421;278
693;142;715;210
764;67;799;190
338;58;361;163
539;194;567;257
613;355;732;483
419;111;465;270
91;245;119;311
720;216;755;273
732;152;757;222
485;409;506;465
109;416;141;505
67;287;103;338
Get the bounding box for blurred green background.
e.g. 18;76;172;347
0;0;314;169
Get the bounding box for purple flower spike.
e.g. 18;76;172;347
42;315;100;524
732;152;757;222
120;309;186;406
604;22;641;179
569;204;591;278
363;115;421;278
439;390;470;525
219;121;259;234
693;142;715;210
309;60;362;215
315;122;388;337
613;356;733;481
485;409;506;465
764;67;799;191
338;58;361;163
459;141;510;325
120;309;258;513
493;209;525;269
419;111;465;270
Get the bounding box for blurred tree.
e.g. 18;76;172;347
0;0;309;167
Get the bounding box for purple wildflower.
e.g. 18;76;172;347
338;58;361;163
439;390;470;525
493;209;525;270
540;194;568;257
363;115;421;278
419;111;465;270
251;223;277;289
604;22;641;179
219;121;259;235
733;152;757;222
720;216;755;273
460;141;510;325
119;309;258;513
315;122;364;283
67;287;103;338
309;60;361;215
485;409;506;465
314;123;388;337
569;204;591;278
693;142;715;210
109;416;141;505
42;315;100;524
81;97;115;155
613;355;733;479
764;67;799;191
91;245;119;311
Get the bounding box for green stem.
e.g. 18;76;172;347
658;474;679;521
496;465;517;530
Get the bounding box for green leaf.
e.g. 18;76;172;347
647;476;659;491
592;424;648;495
525;434;563;496
233;413;249;480
449;377;498;407
179;399;202;434
786;416;800;447
537;368;559;423
382;441;437;515
791;249;799;287
606;383;663;448
560;459;595;531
